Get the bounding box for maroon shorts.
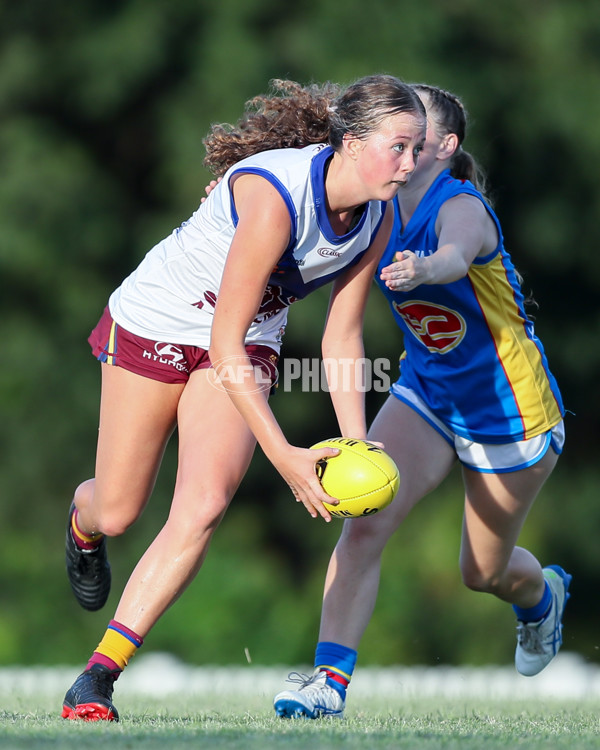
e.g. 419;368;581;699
88;306;279;386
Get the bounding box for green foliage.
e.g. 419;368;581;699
0;0;598;668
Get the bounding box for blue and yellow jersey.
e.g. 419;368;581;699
376;170;564;443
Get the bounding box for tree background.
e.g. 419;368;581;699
1;0;599;669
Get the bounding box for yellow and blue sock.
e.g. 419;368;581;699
71;508;104;551
86;620;144;677
513;581;552;622
314;641;357;698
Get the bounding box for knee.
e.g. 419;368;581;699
73;479;95;511
460;563;503;595
73;481;140;537
97;512;137;538
190;503;227;537
92;505;138;537
338;517;390;559
170;491;229;540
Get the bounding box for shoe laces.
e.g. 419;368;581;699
516;607;560;654
284;670;340;706
86;667;116;700
285;670;324;688
74;540;106;576
516;622;547;654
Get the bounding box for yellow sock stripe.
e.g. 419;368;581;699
95;628;140;670
318;664;352;681
107;320;117;365
71;512;102;543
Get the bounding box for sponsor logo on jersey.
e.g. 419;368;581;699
393;301;466;354
317;247;342;258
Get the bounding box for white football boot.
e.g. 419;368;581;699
274;669;345;719
515;565;572;676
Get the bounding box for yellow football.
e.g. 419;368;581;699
311;437;400;518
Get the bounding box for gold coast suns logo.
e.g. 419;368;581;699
393;301;466;354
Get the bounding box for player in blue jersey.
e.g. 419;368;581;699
61;76;427;721
273;84;571;719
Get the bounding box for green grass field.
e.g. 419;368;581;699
1;657;599;749
2;694;599;750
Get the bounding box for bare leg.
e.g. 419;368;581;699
319;396;456;649
63;366;265;722
113;368;261;636
459;447;559;608
73;363;183;537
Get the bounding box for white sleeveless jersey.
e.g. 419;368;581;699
109;144;386;351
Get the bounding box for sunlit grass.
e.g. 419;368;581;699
1;690;599;750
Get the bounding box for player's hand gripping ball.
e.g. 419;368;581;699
311;437;400;518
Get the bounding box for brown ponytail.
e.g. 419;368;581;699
412;83;489;201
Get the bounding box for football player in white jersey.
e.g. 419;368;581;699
61;75;426;721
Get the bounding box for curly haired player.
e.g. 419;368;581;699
61;75;427;721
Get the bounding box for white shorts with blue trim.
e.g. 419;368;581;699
391;383;565;474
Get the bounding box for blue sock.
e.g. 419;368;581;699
513;581;552;622
314;641;357;698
